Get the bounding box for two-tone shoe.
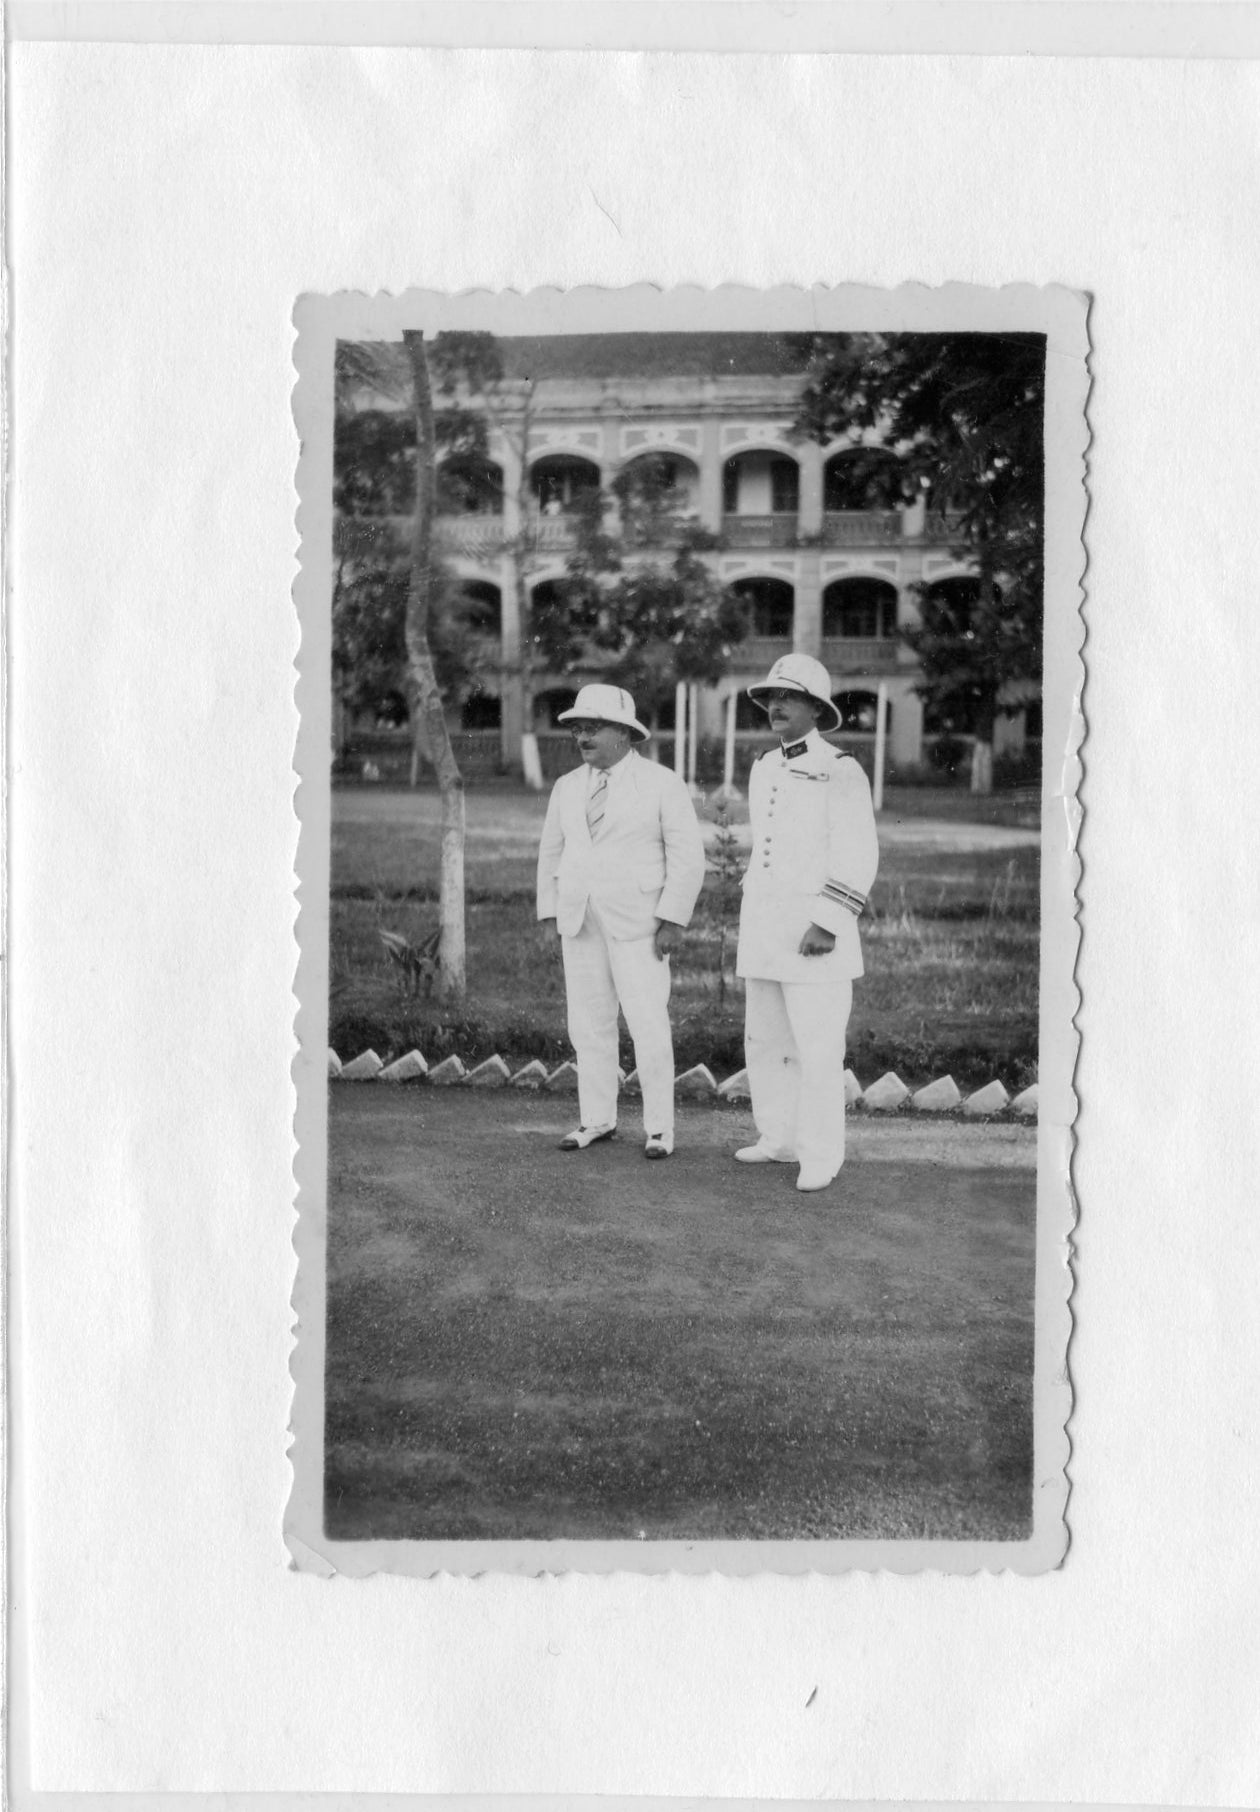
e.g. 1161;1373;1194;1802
558;1123;617;1152
644;1132;674;1160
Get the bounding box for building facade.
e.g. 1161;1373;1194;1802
426;335;1031;773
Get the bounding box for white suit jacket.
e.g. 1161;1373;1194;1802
537;751;706;941
736;730;879;983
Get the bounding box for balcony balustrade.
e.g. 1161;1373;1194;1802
821;510;902;546
740;634;793;667
721;513;798;548
435;509;590;558
434;514;506;558
821;636;901;674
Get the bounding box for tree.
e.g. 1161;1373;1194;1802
543;462;748;734
401;330;467;1003
427;332;548;785
332;336;469;1003
331;353;494;770
790;332;1045;791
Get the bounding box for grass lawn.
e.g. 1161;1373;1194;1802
328;785;1041;1088
324;1089;1036;1542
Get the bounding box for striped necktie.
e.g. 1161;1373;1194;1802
586;770;609;838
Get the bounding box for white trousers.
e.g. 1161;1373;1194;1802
744;976;854;1173
561;901;675;1136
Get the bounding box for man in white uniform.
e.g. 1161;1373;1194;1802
537;684;706;1159
735;654;879;1192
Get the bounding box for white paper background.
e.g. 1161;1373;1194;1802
9;37;1260;1802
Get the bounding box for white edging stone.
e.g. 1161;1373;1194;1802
963;1079;1010;1116
861;1071;910;1112
544;1061;579;1093
466;1055;511;1088
1011;1083;1039;1117
328;1049;342;1079
912;1075;962;1113
379;1050;428;1083
843;1069;863;1106
717;1068;751;1101
676;1064;717;1099
427;1055;467;1086
509;1060;549;1089
339;1049;383;1081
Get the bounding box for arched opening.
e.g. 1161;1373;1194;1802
616;451;700;514
437;453;504;515
529;454;601;515
455;580;502;637
823;448;904;511
722;450;799;545
728;575;794;640
832;690;889;734
823;577;898;639
615;452;701;543
460;693;502;730
533;685;579;729
529;576;568;627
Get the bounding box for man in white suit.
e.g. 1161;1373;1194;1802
537;683;706;1159
735;654;879;1193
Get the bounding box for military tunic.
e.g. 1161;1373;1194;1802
735;729;879;1175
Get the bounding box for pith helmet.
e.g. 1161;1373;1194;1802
747;652;841;734
557;682;650;743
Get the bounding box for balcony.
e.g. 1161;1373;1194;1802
923;511;966;544
434;510;589;558
821;636;901;674
740;635;793;668
821;510;902;546
434;514;505;559
722;513;798;548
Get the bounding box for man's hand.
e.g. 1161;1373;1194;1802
653;918;683;961
798;922;836;957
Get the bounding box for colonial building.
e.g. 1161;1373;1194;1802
426;333;1031;774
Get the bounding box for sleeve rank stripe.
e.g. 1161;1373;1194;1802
822;881;868;916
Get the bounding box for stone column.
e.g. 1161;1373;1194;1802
890;679;923;769
498;548;524;765
798;441;824;537
794;549;822;660
698;415;724;533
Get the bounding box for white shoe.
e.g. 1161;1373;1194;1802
735;1141;796;1164
644;1132;674;1160
558;1123;616;1151
796;1165;838;1192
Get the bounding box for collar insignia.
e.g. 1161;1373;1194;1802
782;738;809;760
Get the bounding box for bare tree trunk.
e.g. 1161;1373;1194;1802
512;383;545;789
402;330;466;1004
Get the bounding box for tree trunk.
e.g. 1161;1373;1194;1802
402;331;466;1004
511;383;545;789
970;696;997;795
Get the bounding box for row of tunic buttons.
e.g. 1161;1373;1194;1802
766;781;777;863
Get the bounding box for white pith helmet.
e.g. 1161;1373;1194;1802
557;683;651;743
746;653;841;734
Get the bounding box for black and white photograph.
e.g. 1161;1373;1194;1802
15;22;1260;1800
289;284;1083;1572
